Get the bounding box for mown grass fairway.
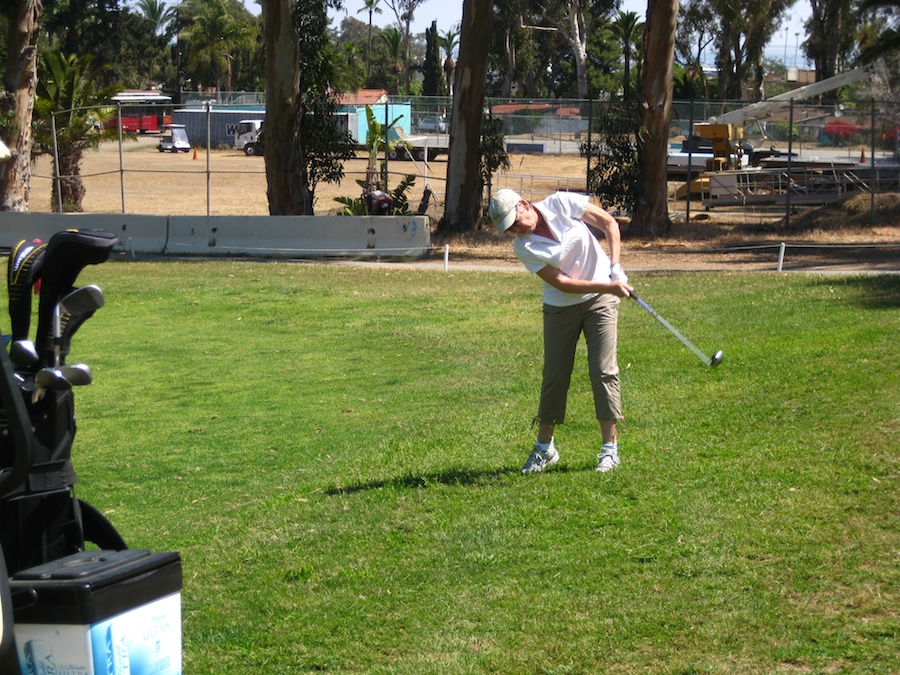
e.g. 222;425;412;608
27;261;897;674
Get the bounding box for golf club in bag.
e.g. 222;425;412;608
1;230;183;675
0;229;124;578
630;290;724;368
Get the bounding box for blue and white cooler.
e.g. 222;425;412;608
10;549;182;675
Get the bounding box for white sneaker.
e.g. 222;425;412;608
521;442;559;474
596;443;620;473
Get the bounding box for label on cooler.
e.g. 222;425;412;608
16;593;181;675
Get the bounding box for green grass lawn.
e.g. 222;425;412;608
27;261;897;674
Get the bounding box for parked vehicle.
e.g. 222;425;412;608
156;124;191;153
417;115;447;133
109;91;172;134
235;119;264;155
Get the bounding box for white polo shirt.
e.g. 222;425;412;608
513;192;612;307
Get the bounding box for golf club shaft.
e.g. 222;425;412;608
631;292;714;366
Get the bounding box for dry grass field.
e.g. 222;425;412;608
29;135;587;221
27;134;899;271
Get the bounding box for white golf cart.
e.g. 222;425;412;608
157;124;191;153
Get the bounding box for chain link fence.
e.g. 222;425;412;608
28;95;900;221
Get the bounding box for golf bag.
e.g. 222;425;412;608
0;229;125;579
0;548;16;674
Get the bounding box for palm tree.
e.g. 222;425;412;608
179;0;255;92
33;50;123;212
137;0;176;37
440;26;459;95
611;10;644;101
379;27;404;93
357;0;383;80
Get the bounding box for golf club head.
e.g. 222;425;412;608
34;367;72;391
710;350;724;367
58;305;99;365
51;284;104;366
59;363;92;386
9;340;39;369
59;284;105;316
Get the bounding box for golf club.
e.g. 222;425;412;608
53;285;105;366
30;364;94;403
630;291;724;368
34;367;73;391
9;340;39;369
58;363;92;387
32;367;72;402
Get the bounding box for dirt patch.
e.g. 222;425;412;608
431;201;899;273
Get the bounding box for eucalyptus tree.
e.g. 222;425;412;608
492;0;619;99
632;0;678;237
675;0;715;98
710;0;793;100
442;0;493;233
489;0;570;98
541;0;618;98
357;0;382;79
491;0;530;97
262;0;354;215
803;0;856;80
858;0;900;63
32;50;122;212
0;0;42;211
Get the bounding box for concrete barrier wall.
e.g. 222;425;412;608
0;212;431;258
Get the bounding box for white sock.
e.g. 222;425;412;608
602;442;618;453
536;438;553;451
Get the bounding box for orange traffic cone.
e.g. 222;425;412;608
860;149;866;164
192;147;198;160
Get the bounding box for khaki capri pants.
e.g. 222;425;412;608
537;294;622;425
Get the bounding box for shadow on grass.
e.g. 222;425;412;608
325;462;593;495
811;274;900;309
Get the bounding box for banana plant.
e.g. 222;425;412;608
362;104;411;192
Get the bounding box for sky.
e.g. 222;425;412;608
325;0;815;68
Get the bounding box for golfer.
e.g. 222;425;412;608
489;189;632;474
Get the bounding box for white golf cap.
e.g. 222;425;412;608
488;189;523;236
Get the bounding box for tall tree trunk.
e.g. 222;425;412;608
564;1;589;99
366;14;373;80
502;23;516;97
404;17;412;94
0;0;42;212
262;0;312;215
440;0;493;234
632;0;678;237
56;151;86;212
